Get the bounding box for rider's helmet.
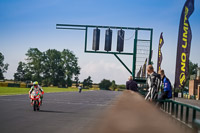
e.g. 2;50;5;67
33;81;38;87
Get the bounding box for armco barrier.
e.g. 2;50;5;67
20;83;26;88
0;82;28;88
0;82;8;87
7;83;20;87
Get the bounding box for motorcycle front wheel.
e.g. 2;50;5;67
33;101;37;111
37;104;40;111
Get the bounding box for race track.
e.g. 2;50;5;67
0;90;121;133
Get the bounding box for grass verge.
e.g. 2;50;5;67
0;87;89;96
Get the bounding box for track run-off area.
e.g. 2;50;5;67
0;90;121;133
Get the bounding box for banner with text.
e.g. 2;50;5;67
175;0;194;88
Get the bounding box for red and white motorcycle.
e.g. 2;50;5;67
30;90;42;111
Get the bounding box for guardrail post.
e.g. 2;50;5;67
180;105;183;121
171;102;174;115
161;103;164;110
168;101;170;113
165;102;167;112
185;107;189;124
175;104;179;118
192;109;196;123
194;119;200;132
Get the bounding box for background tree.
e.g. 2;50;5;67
117;84;126;90
61;49;80;87
26;48;43;83
99;79;112;90
43;49;63;86
189;60;198;76
185;60;199;87
110;80;117;91
15;48;80;87
0;52;9;80
74;76;79;87
14;61;26;82
82;76;93;89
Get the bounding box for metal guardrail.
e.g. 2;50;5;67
159;99;200;131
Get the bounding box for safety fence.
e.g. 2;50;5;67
160;99;200;131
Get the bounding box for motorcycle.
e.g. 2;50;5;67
30;90;41;111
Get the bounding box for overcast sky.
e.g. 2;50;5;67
1;0;200;84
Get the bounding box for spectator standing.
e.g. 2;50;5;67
78;85;82;93
145;65;161;101
158;69;172;100
126;76;138;92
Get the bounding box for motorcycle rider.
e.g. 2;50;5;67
29;81;44;105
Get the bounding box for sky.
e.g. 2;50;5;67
0;0;200;84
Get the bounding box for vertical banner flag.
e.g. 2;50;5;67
175;0;194;88
142;58;147;77
137;66;142;77
157;32;164;72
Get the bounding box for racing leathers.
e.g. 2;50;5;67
145;72;161;101
29;85;44;104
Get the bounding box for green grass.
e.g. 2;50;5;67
0;87;89;95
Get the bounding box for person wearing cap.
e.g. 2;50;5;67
126;76;138;92
29;81;44;105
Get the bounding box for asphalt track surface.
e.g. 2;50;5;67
0;90;121;133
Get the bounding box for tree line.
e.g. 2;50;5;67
0;50;199;88
0;49;119;89
13;48;80;87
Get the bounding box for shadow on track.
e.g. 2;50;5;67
39;110;75;114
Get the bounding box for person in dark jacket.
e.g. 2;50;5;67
126;76;138;92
